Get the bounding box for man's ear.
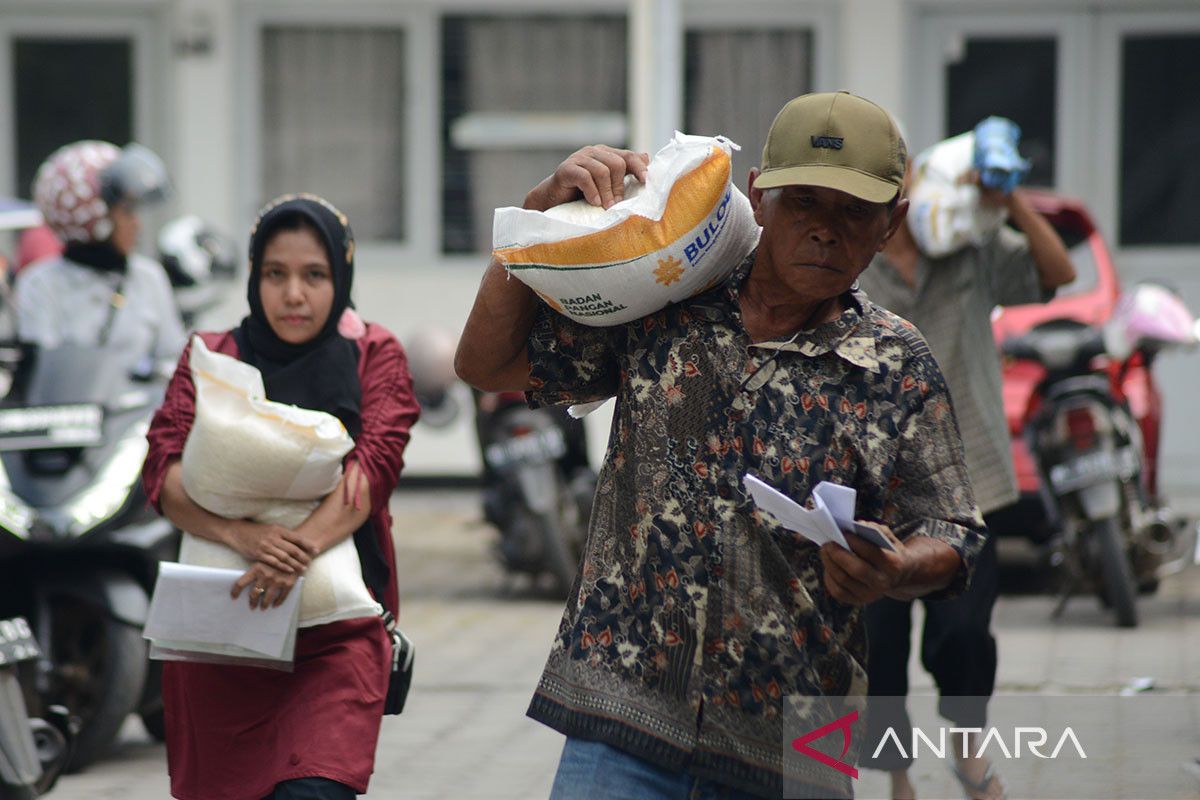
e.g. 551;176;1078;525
748;168;764;223
880;197;909;251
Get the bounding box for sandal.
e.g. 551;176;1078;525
950;760;1007;800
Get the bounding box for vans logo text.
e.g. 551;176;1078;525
811;136;844;150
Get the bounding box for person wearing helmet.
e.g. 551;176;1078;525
15;140;186;368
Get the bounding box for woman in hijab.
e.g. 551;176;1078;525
142;194;420;800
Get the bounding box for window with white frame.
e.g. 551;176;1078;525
260;26;406;241
15;38;133;197
441;14;628;254
684;28;814;190
1119;32;1200;246
944;37;1057;188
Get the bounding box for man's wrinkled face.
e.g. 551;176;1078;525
748;174;906;305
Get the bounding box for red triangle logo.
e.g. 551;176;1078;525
791;710;859;779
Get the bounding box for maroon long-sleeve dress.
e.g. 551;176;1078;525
142;323;420;800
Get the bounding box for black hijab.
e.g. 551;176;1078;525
234;194;362;436
235;194;390;601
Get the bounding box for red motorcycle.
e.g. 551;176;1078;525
991;191;1197;625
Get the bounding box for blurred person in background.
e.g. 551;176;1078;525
17;140;186;369
856;123;1075;800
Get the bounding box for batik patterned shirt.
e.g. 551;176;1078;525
524;252;984;798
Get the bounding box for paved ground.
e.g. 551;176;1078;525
44;489;1200;799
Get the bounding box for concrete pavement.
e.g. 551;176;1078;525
45;489;1200;799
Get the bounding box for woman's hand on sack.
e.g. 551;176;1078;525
224;520;318;574
232;562;300;610
524;145;649;212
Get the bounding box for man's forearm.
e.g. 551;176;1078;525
454;257;539;392
1007;190;1076;289
887;535;963;601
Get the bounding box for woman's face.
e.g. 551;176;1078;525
258;227;335;345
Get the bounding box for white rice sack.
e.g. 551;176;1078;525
906;132;1006;258
178;336;381;627
492;132;760;326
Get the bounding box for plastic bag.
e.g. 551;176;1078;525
905;131;1007;258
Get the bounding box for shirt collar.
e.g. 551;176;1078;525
717;250;881;373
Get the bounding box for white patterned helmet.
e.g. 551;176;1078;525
32;140;171;244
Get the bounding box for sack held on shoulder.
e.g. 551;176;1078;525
381;610;414;715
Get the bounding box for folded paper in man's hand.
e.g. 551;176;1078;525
743;475;896;552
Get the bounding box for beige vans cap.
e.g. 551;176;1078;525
755;91;906;203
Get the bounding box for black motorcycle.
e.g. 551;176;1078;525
0;343;178;769
0;616;72;798
475;392;595;596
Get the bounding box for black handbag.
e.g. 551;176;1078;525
381;610;413;715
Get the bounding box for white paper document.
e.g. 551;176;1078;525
743;475;896;552
144;562;303;665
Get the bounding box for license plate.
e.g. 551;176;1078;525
0;403;103;451
485;427;567;469
0;617;41;666
1048;447;1138;492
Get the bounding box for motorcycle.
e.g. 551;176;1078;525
0;342;177;769
0;616;72;799
475;391;595;596
999;282;1199;627
156;215;238;330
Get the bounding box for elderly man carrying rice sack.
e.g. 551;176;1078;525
455;91;985;800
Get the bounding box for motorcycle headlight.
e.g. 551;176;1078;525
0;457;35;539
64;422;149;536
0;488;35;539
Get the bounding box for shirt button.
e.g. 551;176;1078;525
289;753;301;766
718;485;731;499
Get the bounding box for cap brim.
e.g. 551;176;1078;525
753;165;899;203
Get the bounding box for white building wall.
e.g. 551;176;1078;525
170;0;239;240
838;0;906;116
8;0;1200;494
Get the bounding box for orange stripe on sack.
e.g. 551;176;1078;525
494;147;730;268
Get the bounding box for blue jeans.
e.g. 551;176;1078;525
549;737;767;800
